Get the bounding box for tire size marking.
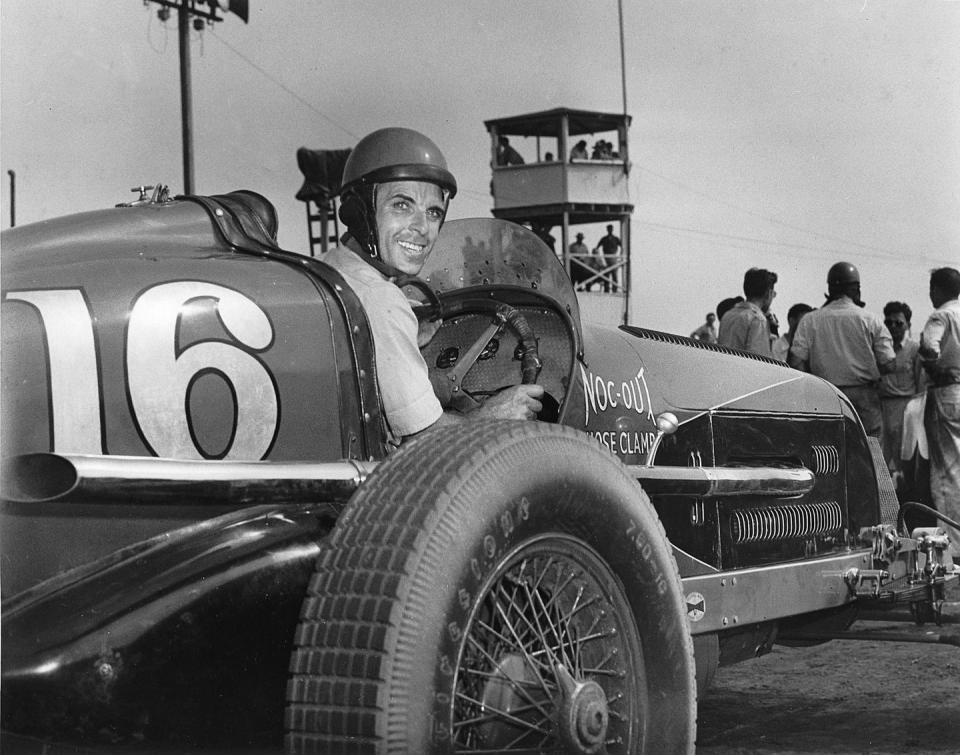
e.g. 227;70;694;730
626;519;669;597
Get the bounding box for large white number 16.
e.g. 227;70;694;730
7;282;279;460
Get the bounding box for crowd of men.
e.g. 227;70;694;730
691;262;960;543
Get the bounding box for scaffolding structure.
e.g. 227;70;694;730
295;147;351;257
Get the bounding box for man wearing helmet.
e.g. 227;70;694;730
789;262;895;437
324;127;544;443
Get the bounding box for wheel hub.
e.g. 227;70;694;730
557;664;610;753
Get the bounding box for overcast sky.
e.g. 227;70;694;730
2;1;958;335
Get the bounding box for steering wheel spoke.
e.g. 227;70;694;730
445;319;506;397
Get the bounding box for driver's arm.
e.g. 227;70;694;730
407;384;545;440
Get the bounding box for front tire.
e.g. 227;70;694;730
286;421;696;753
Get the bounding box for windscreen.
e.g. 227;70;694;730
418;218;581;322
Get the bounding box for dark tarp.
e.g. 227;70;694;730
295;147;352;203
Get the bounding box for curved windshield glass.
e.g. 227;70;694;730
419;218;580;322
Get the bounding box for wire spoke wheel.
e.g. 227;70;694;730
286;421;695;754
452;536;642;753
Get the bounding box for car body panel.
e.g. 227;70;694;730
0;191;904;746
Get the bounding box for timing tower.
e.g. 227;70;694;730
485;108;633;325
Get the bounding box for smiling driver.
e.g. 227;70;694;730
325;127;543;444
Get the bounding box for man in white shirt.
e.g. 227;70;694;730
919;267;960;548
789;262;895;437
718;268;778;356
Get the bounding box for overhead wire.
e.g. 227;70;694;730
635;165;906;260
208;28;358;140
638;220;956;268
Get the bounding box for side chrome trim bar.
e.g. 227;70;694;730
2;454;816;505
1;453;378;505
626;464;816;498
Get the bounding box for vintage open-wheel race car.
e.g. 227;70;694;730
2;187;956;753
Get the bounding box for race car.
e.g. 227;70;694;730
2;187;956;754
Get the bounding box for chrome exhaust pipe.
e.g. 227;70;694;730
1;453;378;505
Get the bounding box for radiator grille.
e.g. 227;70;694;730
730;501;843;543
810;445;840;475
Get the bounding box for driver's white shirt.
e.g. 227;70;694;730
324;244;443;438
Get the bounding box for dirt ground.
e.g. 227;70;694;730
697;579;960;755
5;584;958;755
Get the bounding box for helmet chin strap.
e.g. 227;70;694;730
342;184;407;280
344;231;409;281
824;289;865;308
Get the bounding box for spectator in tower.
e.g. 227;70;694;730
495;136;524;166
772;302;814;362
570;140;589;161
789;262;895;438
919;267;960;547
569;232;596;291
717;268;778;356
878;301;925;488
690;313;718;344
532;223;556;252
593;225;621;293
591;140;614;160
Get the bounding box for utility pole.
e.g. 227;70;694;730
178;4;195;195
7;170;15;228
144;1;248;195
617;0;628;118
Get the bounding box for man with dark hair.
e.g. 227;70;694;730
569;139;589;161
879;300;924;489
495;136;524;166
717;268;778;356
789;261;895;438
716;296;744;323
772;302;814;362
919;267;960;547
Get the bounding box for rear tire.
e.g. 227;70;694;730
286;420;696;753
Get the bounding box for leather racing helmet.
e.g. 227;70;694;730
338;128;457;261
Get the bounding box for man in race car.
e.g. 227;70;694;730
324;127;544;443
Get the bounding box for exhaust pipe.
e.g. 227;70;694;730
1;453;377;506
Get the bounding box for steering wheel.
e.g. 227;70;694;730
412;292;559;420
413;297;539;395
438;300;542;399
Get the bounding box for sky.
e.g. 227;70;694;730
2;1;958;336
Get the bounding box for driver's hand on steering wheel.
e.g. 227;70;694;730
477;384;545;421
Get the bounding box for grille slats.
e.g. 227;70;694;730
730;500;842;543
811;445;840;475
